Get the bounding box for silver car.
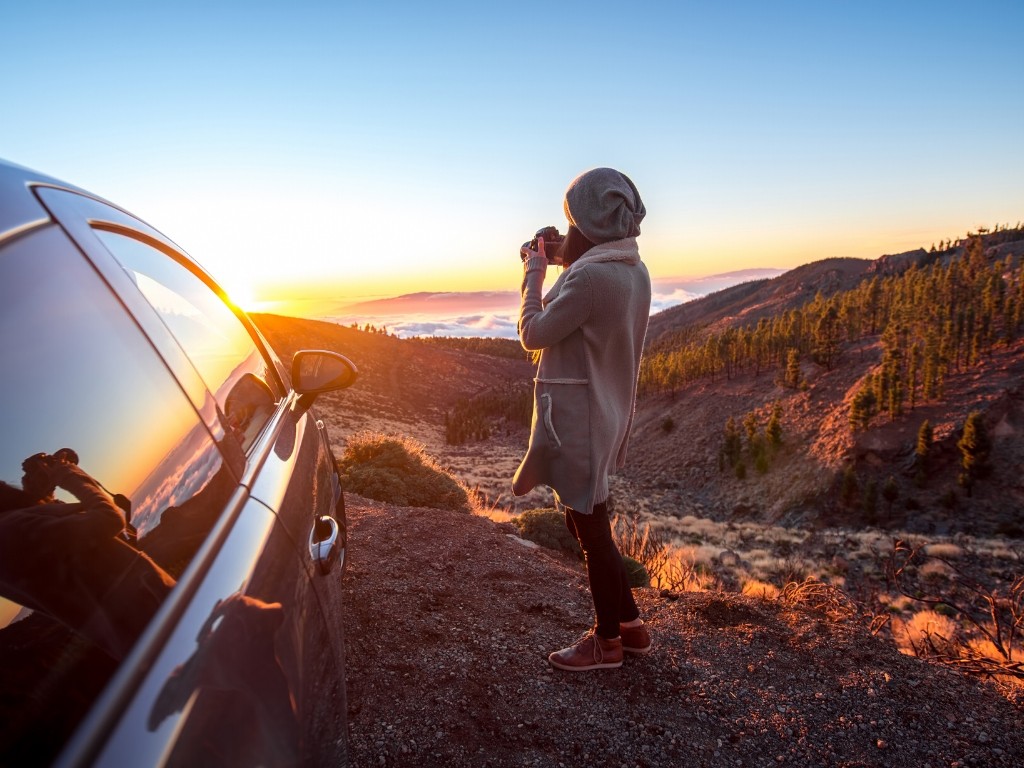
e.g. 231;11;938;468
0;159;355;766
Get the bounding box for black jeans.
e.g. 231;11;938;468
563;501;639;639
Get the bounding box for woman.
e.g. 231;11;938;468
513;167;652;671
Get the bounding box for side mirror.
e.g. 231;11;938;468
291;351;358;409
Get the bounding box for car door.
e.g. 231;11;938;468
9;184;347;765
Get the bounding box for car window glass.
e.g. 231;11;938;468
93;230;281;452
0;227;236;764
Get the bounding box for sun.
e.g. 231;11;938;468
220;278;273;314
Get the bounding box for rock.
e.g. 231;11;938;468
506;534;539;549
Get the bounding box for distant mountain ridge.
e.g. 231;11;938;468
647;256;883;344
648;229;1024;346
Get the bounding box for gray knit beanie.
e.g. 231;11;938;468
563;167;646;244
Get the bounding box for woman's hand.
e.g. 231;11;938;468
521;237;548;263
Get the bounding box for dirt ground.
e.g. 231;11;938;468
338;495;1024;768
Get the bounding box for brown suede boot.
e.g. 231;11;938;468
620;621;652;655
548;632;623;671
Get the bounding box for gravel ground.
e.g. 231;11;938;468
338;496;1024;768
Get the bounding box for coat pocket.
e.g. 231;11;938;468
540;392;561;448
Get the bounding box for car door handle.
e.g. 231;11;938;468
309;515;340;576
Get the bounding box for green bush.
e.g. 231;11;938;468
514;508;581;558
622;555;649;588
338;433;469;510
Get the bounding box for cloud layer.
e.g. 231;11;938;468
320;269;784;339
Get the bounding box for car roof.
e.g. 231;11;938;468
0;158;193;266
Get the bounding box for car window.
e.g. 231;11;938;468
0;226;237;765
93;229;282;452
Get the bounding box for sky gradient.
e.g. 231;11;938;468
3;1;1022;313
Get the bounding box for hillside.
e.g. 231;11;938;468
622;335;1024;535
336;494;1024;767
630;227;1024;536
645;257;874;344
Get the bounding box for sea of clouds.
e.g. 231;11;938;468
315;269;783;340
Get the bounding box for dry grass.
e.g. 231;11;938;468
925;542;965;559
653;544;719;592
777;578;857;620
891;609;960;656
468;488;515;523
741;579;780;600
610;513;670;577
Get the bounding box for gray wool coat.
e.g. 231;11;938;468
512;238;651;513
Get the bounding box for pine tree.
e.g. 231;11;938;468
865;277;882;334
766;403;783;448
723;416;743;469
922;331;940;401
957;411;991;497
742;411;759;447
889;378;904;419
813;305;841;370
914;419;933;487
964;235;987;282
785;348;801;389
849;382;877;431
754;448;770;475
906;342;921;410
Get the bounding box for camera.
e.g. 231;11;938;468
20;450;77;501
521;226;565;265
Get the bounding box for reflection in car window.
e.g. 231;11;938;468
94;229;280;452
0;227;236;764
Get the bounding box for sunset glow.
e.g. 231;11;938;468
2;2;1021;316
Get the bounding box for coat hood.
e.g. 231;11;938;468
567;238;641;270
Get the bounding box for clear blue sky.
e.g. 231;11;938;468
3;1;1022;309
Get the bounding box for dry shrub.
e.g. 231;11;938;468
966;635;1024;691
919;559;954;581
968;634;1023;666
888;542;1024;681
890;594;916;612
777;578;856;620
741;579;780;600
653;544;718;592
676;515;723;540
891;609;960;657
467;488;515;522
610;512;670;583
925;542;964;559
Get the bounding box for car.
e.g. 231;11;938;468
0;159;357;767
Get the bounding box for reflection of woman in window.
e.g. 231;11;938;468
0;451;174;660
224;372;275;448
